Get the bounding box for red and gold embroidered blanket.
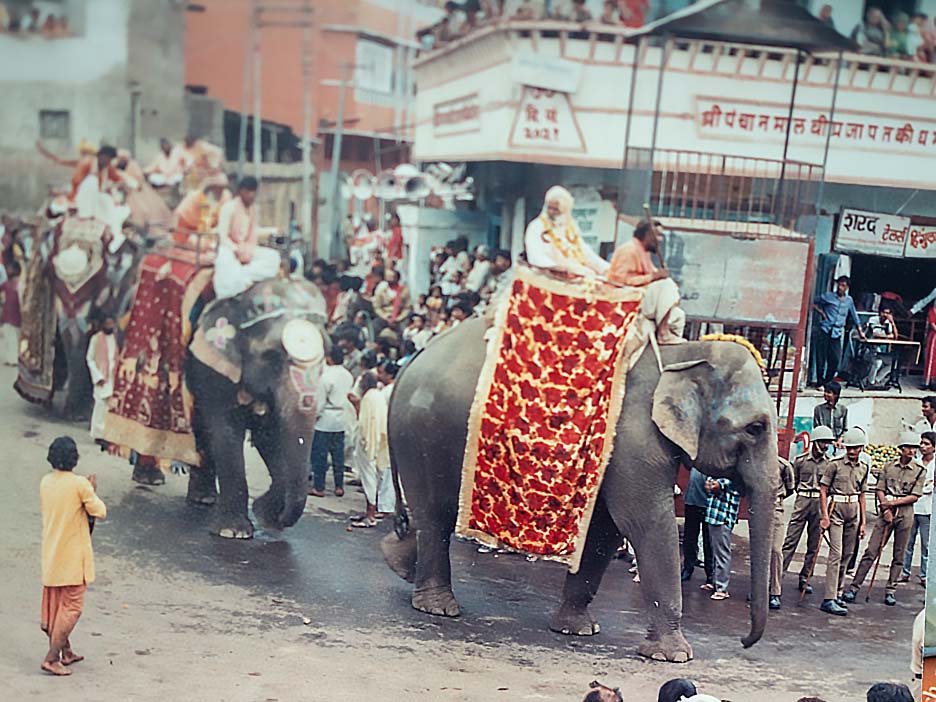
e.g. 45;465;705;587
102;253;214;469
456;266;645;573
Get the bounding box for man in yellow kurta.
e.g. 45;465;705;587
39;436;107;676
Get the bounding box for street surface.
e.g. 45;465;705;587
0;366;918;701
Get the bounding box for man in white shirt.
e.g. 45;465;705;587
85;314;118;442
464;245;492;293
524;186;609;278
901;430;935;584
144;138;189;188
213;176;281;299
308;346;354;498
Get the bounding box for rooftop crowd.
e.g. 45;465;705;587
0;2;72;37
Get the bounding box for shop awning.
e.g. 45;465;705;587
634;0;857;53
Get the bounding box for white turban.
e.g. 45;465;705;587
543;185;574;215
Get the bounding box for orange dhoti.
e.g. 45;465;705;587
41;584;86;646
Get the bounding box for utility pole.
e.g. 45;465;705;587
327;62;352;260
252;3;262;186
300;0;313;251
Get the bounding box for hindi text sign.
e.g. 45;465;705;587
835;208;910;258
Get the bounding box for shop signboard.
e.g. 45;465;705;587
834;208;910;258
904;223;936;259
666;230;810;325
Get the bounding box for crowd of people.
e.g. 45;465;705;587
0;3;72;37
849;5;936;62
418;0;650;48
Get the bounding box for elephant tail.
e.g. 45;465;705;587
389;443;409;540
382;448;417;583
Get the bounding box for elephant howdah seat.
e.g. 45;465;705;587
455;265;650;572
100;250;216;469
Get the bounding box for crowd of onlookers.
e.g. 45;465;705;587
576;677;919;702
0;3;72;37
849;5;936;62
418;0;649;48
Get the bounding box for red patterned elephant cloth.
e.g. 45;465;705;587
101;251;214;469
456;266;647;573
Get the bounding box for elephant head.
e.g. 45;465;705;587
652;342;779;649
190;278;329;530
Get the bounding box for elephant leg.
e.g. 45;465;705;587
186;462;218;506
411;516;461;618
550;496;623;636
609;500;693;663
250;427;287;530
62;336;93;421
204;416;252;539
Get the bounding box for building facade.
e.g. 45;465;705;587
0;0;188;213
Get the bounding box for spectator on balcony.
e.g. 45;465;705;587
851;7;890;56
600;0;619;25
617;0;647;28
508;0;545;20
22;6;41;32
888;12;911;58
908;14;932;61
553;0;592;22
817;4;835;29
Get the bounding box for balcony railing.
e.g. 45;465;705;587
618;147;823;234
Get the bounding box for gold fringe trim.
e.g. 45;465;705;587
101;411;201;467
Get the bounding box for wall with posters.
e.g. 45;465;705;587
414;28;936;191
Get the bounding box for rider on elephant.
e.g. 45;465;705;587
524;185;609;279
171;173;231;253
71;145;130;254
607;220;686;345
213;176;281;300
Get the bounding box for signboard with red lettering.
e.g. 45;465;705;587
433;93;481;138
904;224;936;259
508;87;585;153
834;208;910;258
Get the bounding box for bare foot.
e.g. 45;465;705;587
61;652;84;666
41;661;73;676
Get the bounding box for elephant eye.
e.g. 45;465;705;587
745;420;767;438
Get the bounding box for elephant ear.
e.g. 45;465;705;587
189;298;245;384
651;359;709;461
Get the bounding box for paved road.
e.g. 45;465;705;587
0;367;919;701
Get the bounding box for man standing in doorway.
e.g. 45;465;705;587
782;425;835;595
813;275;866;386
818;427;869;616
844;432;925;606
900;430;934;586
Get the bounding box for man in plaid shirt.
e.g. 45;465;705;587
702;477;742;600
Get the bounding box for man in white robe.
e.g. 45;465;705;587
524;186;609;278
74;146;131;254
213;176;281;299
85;315;118;441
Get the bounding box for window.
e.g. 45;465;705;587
39;110;70;140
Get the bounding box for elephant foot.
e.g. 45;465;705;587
132;463;166;486
186;468;217;505
637;630;693;663
252;491;286;531
381;532;417;583
549;603;601;636
412;584;461;618
211;514;254;540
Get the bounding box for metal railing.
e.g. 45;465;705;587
619;147;823;233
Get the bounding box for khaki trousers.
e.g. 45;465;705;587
850;506;914;595
782;494;822;580
824;502;860;600
770;502;786;596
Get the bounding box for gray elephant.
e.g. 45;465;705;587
181;279;328;538
382;317;778;662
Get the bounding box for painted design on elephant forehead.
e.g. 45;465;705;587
289;363;320;413
204;317;236;350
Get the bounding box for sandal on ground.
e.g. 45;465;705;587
710;591;730;601
700;583;715;591
351;518;378;528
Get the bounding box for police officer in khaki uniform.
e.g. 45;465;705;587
769;456;796;609
818;427;869;616
843;431;926;606
781;425;835;594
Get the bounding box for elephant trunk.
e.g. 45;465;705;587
279;436;311;528
738;439;777;648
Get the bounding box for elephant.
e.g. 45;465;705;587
382;317;778;662
15;216;145;420
182;279;329;538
